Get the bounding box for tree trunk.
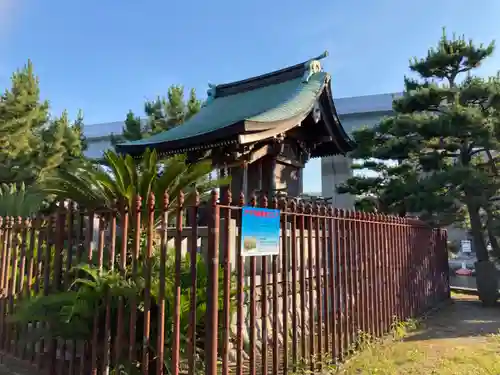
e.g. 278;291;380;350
466;196;498;306
485;208;500;259
474;260;499;306
466;199;488;261
484;149;498;176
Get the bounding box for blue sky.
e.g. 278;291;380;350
1;0;499;193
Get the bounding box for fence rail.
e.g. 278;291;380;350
0;191;450;375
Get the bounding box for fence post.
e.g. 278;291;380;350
172;192;184;375
206;190;220;375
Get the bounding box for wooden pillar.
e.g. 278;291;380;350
220;167;229;200
242;161;248;199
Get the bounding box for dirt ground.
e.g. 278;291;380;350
338;294;500;375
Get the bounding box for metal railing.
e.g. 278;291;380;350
0;190;450;374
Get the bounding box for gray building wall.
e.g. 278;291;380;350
84;121;124;159
82;92;468;244
321;112;391;209
84;93;467;242
320;93;397;210
82;94;395;210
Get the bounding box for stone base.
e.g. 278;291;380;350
475;260;499;307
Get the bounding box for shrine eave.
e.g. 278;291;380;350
310;84;356;158
115;53;355;158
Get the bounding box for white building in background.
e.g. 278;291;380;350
83;92;467;244
320;93;401;209
84;121;127;159
84;93;401;206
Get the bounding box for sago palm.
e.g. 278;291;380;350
40;148;230;216
0;182;46;217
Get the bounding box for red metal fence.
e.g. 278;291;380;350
0;191;450;375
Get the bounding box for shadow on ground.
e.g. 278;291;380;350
403;295;500;342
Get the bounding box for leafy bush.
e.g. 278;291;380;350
41;149;230;221
11;246;237;374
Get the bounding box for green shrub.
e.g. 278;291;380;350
11;246;238;374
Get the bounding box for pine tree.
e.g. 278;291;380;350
337;30;500;305
337;160;420;216
163;85;187;130
72;110;87;154
186;88;201;121
0;60;49;184
122;111;143;141
40;111;87;176
114;85;202;144
145;96;170;134
0;60;87;185
40;112;68;179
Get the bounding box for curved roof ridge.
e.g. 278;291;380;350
114;51;359;158
213;51;328;99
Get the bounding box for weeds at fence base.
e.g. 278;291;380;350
290;354;338;375
334;296;500;375
390;317;420;341
337;331;500;375
289;318;420;374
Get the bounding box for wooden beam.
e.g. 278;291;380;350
212;144;274;168
276;156;304;168
248;144;272;164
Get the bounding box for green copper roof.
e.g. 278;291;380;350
118;71;328;148
115;52;355;157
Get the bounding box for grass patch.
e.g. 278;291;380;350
334;295;500;374
337;330;500;374
290;318;421;375
291;294;500;374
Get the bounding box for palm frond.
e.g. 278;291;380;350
0;182;46;217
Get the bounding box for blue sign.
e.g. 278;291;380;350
241;206;281;257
